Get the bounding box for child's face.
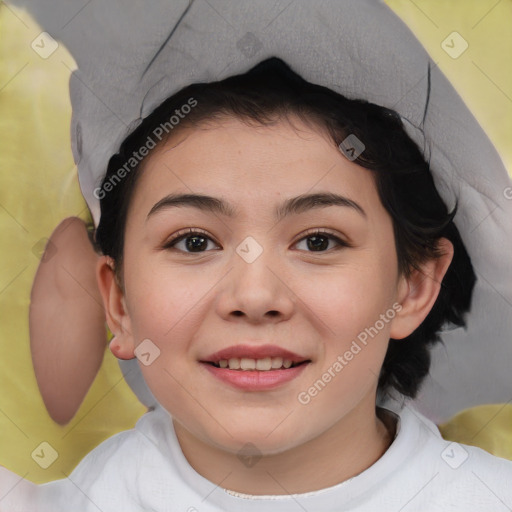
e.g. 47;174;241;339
115;116;409;455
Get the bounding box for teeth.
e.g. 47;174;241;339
215;357;300;371
256;358;272;371
240;358;256;370
271;357;283;368
228;358;240;369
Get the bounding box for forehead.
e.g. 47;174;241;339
129;116;382;221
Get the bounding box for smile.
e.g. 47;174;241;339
208;357;309;371
199;343;312;390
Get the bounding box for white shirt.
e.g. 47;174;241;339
5;402;512;511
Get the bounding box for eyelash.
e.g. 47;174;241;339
162;228;351;254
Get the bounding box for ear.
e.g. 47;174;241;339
96;256;136;360
390;238;454;340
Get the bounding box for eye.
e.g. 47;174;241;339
162;228;351;254
294;229;350;253
163;228;220;253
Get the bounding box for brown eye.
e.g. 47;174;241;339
294;230;350;253
163;229;220;253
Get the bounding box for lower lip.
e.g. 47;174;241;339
200;362;310;391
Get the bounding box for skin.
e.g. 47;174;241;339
97;115;453;495
29;217;107;425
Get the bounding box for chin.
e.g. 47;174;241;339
205;422;304;456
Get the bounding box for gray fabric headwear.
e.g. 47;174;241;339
14;0;512;421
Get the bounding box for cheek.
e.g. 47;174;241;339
300;269;394;407
298;258;398;401
124;257;213;339
299;263;395;338
126;266;211;408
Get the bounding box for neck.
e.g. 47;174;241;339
173;398;396;495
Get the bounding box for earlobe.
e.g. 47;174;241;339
108;336;135;360
96;256;136;360
390;238;454;340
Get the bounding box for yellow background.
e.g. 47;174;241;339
0;0;511;484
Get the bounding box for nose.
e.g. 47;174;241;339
215;239;295;324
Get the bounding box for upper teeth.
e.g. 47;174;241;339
216;357;294;370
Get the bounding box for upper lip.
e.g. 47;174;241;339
201;344;310;364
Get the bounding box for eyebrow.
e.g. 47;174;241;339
146;192;366;222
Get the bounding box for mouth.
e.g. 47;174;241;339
200;344;311;371
199;344;311;390
204;357;310;371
